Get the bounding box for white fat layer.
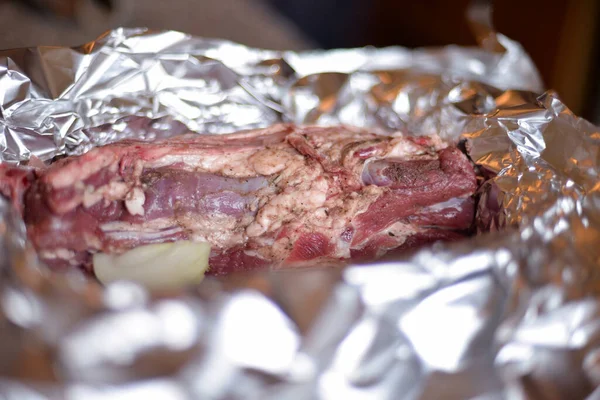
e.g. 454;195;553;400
82;181;130;209
425;197;465;212
103;225;185;242
246;172;329;238
49;152;116;189
125;187;146;216
180;213;243;249
372;222;417;258
249;148;303;176
101;212;247;250
385;221;417;237
386;139;430;159
39;248;75;260
101;219;180;232
146;151;258;177
82;187;103;208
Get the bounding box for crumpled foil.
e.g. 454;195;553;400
1;15;600;400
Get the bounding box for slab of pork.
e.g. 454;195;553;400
1;124;478;276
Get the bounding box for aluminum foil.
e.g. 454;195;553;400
0;18;599;400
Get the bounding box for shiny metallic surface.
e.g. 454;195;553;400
0;20;599;400
0;27;541;163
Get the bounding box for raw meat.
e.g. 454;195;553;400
1;124;478;276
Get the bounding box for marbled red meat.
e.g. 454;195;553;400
0;123;478;276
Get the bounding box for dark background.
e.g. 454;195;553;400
267;0;600;123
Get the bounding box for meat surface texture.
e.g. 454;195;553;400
4;124;478;276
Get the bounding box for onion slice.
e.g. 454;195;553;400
93;241;211;290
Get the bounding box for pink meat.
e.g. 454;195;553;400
351;148;476;246
1;123;478;276
287;233;334;262
0;165;35;214
208;247;269;276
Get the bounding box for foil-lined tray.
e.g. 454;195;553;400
1;12;599;400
